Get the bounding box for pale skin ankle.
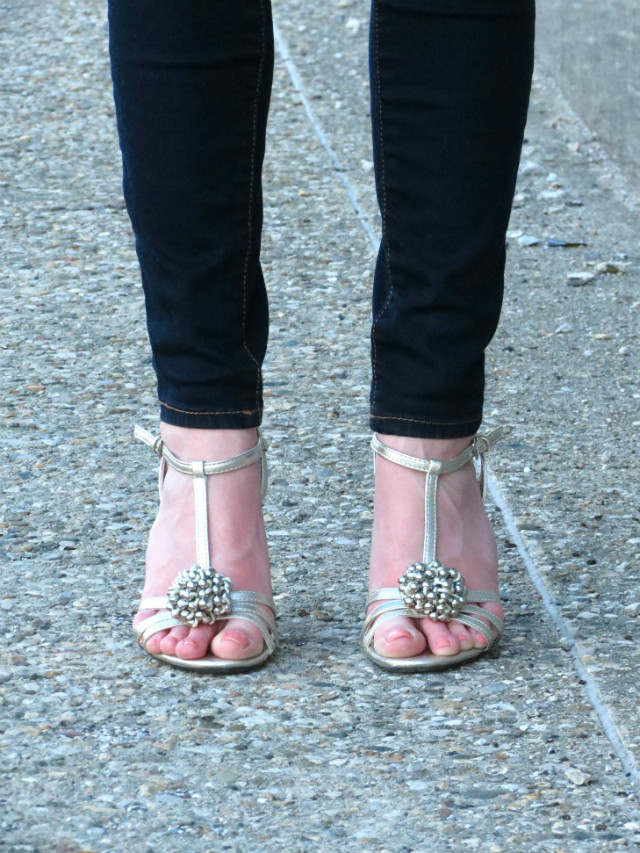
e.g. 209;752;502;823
160;423;259;460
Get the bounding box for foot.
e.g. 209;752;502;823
133;425;272;662
369;434;502;660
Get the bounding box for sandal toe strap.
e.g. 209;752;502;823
139;596;169;611
461;602;504;633
362;589;502;650
366;587;405;607
135;611;186;648
134;591;277;653
362;599;417;648
454;613;495;645
216;605;277;653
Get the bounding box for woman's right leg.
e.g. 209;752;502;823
108;0;274;660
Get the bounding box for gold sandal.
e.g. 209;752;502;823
132;426;276;672
362;426;509;671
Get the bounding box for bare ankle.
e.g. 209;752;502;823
159;424;259;460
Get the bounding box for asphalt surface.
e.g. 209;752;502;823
1;1;639;851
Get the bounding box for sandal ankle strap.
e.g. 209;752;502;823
134;425;267;499
371;425;509;487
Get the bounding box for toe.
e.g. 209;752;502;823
372;616;427;659
448;621;475;651
159;625;190;655
134;610;169;655
211;618;265;660
144;629;169;655
175;624;216;660
421;619;462;657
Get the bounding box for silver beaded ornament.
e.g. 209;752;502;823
398;561;467;621
166;565;232;627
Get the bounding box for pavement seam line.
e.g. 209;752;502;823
274;15;640;797
272;21;379;251
489;474;640;795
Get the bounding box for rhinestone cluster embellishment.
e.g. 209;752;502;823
398;561;467;621
167;565;232;627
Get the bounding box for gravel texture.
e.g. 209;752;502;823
1;0;639;851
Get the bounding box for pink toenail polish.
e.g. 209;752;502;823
223;632;251;649
386;629;416;643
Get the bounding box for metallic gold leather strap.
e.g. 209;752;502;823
367;587;498;607
361;599;418;648
454;614;494;644
134;612;185;646
139;596;169;610
462;604;504;633
371;426;508;476
134;425;268;500
366;587;407;606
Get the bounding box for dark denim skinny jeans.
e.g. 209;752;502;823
109;0;535;438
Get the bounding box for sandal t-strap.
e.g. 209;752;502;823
362;426;510;671
132;425;276;672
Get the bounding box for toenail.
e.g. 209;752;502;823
385;629;417;644
220;631;251;650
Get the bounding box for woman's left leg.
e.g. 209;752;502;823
367;0;535;661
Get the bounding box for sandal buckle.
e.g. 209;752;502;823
472;435;490;459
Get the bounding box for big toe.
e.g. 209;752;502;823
211;618;265;660
373;616;427;659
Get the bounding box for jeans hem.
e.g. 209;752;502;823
160;401;262;430
369;412;482;439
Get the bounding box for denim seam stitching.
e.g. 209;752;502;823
241;0;267;413
160;401;261;417
370;413;482;426
370;0;395;412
